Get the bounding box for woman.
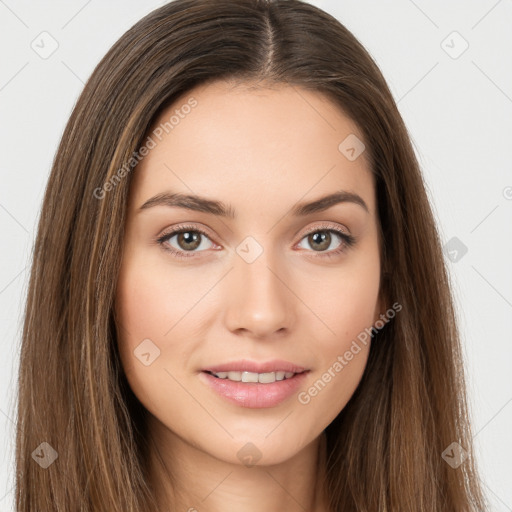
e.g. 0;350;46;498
15;0;487;510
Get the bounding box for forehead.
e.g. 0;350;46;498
129;80;375;217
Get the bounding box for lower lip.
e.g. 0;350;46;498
199;371;309;408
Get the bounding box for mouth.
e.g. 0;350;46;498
203;370;303;384
199;360;310;408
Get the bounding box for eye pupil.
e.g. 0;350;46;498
309;231;331;251
178;231;201;250
164;227;346;257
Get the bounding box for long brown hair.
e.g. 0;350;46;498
15;0;487;510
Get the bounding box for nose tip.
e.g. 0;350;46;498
222;251;295;339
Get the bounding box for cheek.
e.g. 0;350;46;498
114;255;195;402
293;250;380;425
114;251;227;416
295;288;375;435
301;247;381;351
323;275;380;346
115;249;219;356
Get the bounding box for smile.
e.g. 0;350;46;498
206;370;299;383
199;369;309;408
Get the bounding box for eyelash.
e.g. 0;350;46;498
155;222;356;260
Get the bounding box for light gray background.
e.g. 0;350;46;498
1;0;511;510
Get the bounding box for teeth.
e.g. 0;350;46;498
242;371;259;383
258;372;275;384
210;370;299;383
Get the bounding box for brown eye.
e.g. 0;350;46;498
307;231;332;251
176;231;202;251
157;226;215;257
296;226;356;258
298;230;342;252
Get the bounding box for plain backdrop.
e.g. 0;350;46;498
1;0;511;510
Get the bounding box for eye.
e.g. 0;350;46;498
156;224;217;259
296;224;356;257
156;222;356;260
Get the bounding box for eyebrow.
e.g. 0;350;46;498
138;190;369;217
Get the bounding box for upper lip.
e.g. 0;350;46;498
202;359;307;374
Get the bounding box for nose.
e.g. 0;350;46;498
222;249;296;339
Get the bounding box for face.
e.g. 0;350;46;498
114;80;384;467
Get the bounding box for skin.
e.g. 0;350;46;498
114;79;384;512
